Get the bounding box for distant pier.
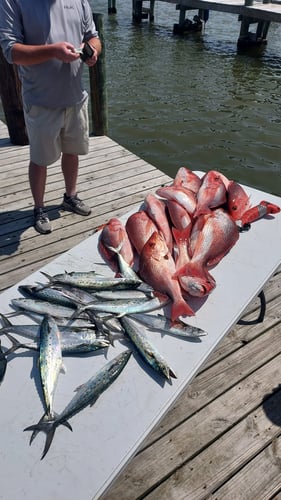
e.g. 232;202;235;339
108;0;281;47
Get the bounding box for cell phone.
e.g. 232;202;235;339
80;42;94;62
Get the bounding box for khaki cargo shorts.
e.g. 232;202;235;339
23;98;89;166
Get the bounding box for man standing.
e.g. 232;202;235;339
0;0;102;234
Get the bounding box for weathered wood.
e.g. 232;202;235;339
108;0;117;13
0;123;171;292
0;48;28;145
89;13;108;136
102;353;281;498
212;436;281;498
144;381;281;498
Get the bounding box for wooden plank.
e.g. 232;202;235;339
0;172;170;291
143;383;281;499
102;353;281;499
0;168;170;240
0;159;168;210
212;436;281;499
0;121;172;292
0;151;149;189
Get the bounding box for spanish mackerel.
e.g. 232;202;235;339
129;313;207;339
0;327;110;354
24;349;132;459
73;295;170;318
41;271;142;290
11;298;82;319
18;285;78;309
39;315;63;418
120;315;177;381
0;314;109;354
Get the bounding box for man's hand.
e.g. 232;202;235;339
53;42;80;63
84;46;98;67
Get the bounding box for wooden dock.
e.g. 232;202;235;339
158;0;281;23
129;0;281;46
1;120;281;499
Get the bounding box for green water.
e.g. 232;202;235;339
1;1;281;196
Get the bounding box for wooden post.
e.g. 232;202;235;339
132;0;143;22
89;13;108;136
0;47;29;145
147;0;155;22
108;0;117;14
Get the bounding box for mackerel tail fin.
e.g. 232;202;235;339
24;414;72;460
0;313;13;329
40;271;53;282
171;298;195;322
3;332;33;355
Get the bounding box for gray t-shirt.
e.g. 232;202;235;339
0;0;99;108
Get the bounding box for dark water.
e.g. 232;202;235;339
91;0;281;197
1;1;281;196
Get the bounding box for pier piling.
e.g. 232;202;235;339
0;48;28;145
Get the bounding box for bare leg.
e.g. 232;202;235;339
29;161;47;208
61;153;78;197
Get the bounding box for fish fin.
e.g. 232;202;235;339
174;261;205;280
24;418;56;459
69;307;84;320
24;414;72;459
169;367;177;379
3;332;28;355
152;291;169;301
172;225;192;245
90;396;99;407
61;363;67;374
0;313;13;328
105;240;124;255
29;412;53;445
74;383;84;392
40;271;53;282
96;222;107;232
171;299;195;322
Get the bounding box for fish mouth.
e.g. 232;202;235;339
179;275;216;297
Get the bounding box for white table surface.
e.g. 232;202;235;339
0;176;280;500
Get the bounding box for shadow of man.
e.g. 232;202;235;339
0;205;62;256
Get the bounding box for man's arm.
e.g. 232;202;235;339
11;41;81;66
87;37;102;57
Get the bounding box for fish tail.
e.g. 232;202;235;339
40;271;53;282
241;200;280;227
24;414;72;460
70;306;85;320
105;240;124;255
172;225;192;245
175;261;208;280
3;332;28;355
165;366;177;380
0;313;13;329
171;299;195;322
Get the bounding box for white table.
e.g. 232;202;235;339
0;177;280;500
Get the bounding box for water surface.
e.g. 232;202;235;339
92;0;281;196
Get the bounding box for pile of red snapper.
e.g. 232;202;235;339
98;169;280;322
